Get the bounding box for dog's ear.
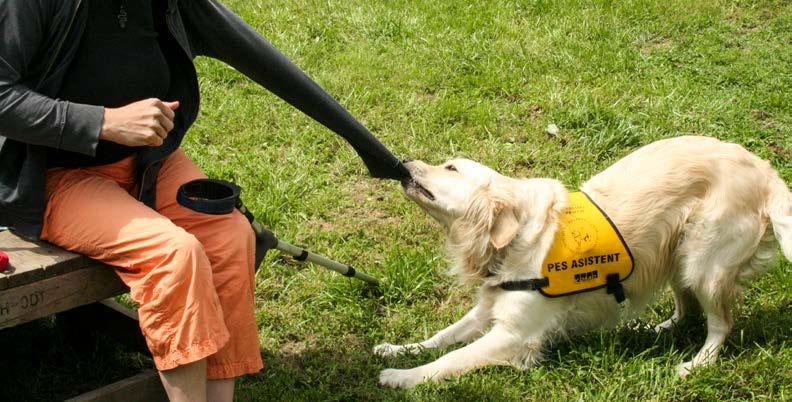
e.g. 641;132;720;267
490;203;521;249
447;183;524;282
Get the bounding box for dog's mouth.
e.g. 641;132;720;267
401;177;435;201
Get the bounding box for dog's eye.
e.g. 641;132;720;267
445;164;458;172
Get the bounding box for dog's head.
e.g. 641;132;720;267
402;159;527;281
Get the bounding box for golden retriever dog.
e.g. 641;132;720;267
375;136;792;388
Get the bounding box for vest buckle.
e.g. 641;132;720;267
605;273;626;303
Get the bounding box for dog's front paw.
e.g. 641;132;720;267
654;318;678;333
379;368;426;388
373;342;402;357
676;361;695;378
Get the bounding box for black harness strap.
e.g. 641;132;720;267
499;277;550;291
499;274;626;304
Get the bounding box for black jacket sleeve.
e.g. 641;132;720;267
0;0;103;155
178;0;409;180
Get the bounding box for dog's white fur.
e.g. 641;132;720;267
375;136;792;388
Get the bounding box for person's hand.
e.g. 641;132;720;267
100;98;180;147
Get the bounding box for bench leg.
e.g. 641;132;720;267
57;299;169;402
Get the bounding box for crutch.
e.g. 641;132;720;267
177;179;379;286
245;214;379;286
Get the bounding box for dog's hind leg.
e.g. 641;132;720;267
374;304;491;357
379;325;542;388
654;284;701;332
676;291;734;377
674;214;765;377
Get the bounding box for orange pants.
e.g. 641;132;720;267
41;149;263;379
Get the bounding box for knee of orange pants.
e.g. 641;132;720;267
194;212;263;378
187;210;257;292
122;228;231;369
206;211;256;273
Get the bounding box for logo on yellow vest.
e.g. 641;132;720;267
540;192;633;297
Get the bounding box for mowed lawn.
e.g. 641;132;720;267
2;0;790;401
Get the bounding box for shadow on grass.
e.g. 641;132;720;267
234;301;790;401
542;299;791;368
1;302;786;401
236;346;506;402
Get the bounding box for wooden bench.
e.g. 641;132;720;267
0;230;168;402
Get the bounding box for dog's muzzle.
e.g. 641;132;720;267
401;177;435;201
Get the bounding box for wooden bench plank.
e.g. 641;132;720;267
0;263;128;330
0;230;91;290
63;369;168;402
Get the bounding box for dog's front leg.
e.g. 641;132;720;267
379;325;539;388
374;304;491;357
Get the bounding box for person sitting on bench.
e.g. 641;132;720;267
0;0;405;400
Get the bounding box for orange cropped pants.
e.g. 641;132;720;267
40;149;263;379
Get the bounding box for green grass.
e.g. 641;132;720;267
2;0;790;400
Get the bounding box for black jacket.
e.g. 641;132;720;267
0;0;407;239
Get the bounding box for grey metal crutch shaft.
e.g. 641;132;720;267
251;220;379;286
275;239;379;285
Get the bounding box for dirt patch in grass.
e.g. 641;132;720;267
637;38;673;55
305;180;402;233
768;143;790;160
279;342;309;369
416;91;436;101
751;109;771;121
528;104;543;120
752;109;779;130
738;24;759;35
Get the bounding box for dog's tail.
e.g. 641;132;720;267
767;174;792;261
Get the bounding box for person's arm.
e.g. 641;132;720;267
0;1;180;151
0;0;104;155
179;0;409;180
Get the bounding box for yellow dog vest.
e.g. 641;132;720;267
539;191;633;297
